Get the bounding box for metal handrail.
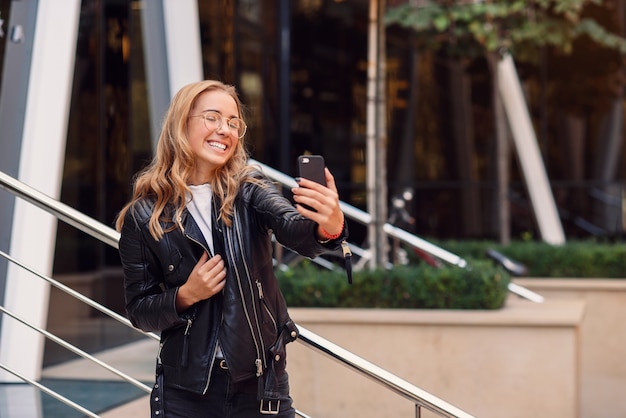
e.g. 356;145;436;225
297;326;474;418
0;363;100;418
250;159;545;303
0;304;151;393
0;248;159;343
0;250;314;418
249;159;468;268
0;170;120;249
0;169;475;417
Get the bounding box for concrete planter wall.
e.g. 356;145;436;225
91;278;626;418
515;278;626;418
287;297;585;418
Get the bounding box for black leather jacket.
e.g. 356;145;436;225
118;175;345;397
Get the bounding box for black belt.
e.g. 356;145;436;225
212;359;280;414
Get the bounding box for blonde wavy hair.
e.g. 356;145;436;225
116;80;260;240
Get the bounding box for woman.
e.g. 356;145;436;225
116;80;347;417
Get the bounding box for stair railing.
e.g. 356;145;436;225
249;159;544;303
0;169;476;418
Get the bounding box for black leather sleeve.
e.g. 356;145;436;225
247;178;342;257
118;202;186;333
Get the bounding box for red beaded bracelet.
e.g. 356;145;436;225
320;220;344;241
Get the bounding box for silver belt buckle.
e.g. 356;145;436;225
259;399;280;415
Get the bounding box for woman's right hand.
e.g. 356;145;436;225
175;252;226;311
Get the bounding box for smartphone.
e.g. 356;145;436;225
297;155;326;212
297;155;326;186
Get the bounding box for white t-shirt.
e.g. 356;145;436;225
187;184;215;256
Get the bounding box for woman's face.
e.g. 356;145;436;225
187;89;241;184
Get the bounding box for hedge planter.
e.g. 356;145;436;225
276;259;510;310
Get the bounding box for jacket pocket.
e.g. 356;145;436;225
256;281;274;319
159;307;196;369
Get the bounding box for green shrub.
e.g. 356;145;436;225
276;239;624;310
276;258;510;310
429;239;626;278
276;262;347;308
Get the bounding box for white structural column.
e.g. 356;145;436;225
497;54;566;245
0;0;81;382
140;0;203;148
162;0;203;96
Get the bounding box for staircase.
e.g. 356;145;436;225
0;168;477;418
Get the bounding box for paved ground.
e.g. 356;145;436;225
43;338;156;417
101;395;150;417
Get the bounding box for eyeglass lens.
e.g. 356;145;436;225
203;111;246;138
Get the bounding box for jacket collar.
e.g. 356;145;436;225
179;209;212;254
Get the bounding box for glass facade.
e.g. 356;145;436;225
0;0;623;365
0;2;6;82
44;0;374;365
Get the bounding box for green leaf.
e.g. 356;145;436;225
433;14;450;32
384;1;626;62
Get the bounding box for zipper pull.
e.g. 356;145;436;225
256;281;264;299
341;239;353;285
184;318;193;335
255;358;263;377
341;239;352;258
157;342;164;364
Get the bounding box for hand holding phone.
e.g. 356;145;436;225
293;155;345;245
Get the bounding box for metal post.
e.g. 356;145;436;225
278;0;291;172
366;0;388;269
489;52;511;245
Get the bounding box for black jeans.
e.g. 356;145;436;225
151;362;295;417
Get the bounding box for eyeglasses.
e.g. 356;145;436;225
189;110;247;139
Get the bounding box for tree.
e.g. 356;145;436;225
385;0;626;60
385;0;626;241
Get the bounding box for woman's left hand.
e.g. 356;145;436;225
292;167;345;239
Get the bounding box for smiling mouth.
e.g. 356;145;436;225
208;141;227;151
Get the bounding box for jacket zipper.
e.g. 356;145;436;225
184;231;216;393
227;211;267;374
202;310;224;394
185;234;213;257
181;317;192;367
257;280;277;329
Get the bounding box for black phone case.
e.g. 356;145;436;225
297;155;326;186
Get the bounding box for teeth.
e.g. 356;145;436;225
208;141;226;150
